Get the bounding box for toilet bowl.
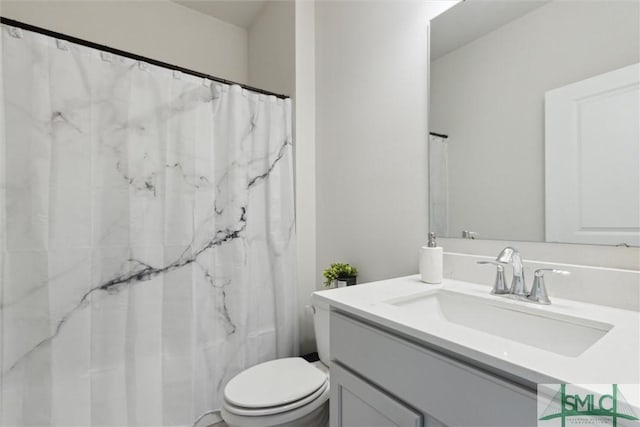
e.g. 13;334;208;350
221;295;330;427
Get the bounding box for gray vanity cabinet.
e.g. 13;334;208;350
329;311;537;427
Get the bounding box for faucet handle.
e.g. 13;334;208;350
477;261;509;295
526;268;571;305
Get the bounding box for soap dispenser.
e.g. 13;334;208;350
419;232;443;284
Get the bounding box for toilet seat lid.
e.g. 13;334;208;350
224;357;327;409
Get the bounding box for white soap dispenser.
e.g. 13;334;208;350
419;232;443;284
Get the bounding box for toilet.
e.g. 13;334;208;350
221;295;331;427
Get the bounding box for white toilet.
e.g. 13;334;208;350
221;295;331;427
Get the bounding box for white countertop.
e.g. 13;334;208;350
313;275;640;387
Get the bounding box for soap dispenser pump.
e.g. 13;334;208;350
419;232;443;284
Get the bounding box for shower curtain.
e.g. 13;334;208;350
429;134;449;237
0;25;297;426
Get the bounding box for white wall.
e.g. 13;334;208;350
248;1;319;354
314;1;453;288
248;0;295;97
430;1;640;242
248;0;312;353
294;0;316;355
0;0;248;83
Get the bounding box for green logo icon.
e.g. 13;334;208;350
539;384;639;427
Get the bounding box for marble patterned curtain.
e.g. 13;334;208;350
0;25;297;426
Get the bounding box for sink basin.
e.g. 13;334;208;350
385;290;612;357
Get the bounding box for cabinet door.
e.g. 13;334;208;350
331;362;423;427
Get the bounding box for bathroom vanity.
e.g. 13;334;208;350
313;276;640;427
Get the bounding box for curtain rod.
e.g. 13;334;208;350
429;132;449;139
0;16;290;100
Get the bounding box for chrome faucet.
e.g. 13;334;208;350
496;247;527;297
484;247;571;305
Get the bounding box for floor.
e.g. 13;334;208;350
302;352;320;363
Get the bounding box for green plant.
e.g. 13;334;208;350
323;263;358;287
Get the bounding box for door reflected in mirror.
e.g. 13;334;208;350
429;0;640;246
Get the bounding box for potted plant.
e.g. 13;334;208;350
323;263;358;288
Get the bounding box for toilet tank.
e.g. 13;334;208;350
310;294;330;366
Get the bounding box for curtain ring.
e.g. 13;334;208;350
100;52;113;63
56;39;69;51
8;27;23;39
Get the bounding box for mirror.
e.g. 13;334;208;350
429;0;640;246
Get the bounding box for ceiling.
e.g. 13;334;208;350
174;0;549;54
431;0;550;60
172;0;268;29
